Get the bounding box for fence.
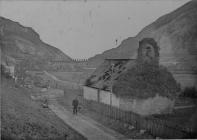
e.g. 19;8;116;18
81;98;194;139
83;86;175;115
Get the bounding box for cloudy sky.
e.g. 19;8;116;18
1;0;190;59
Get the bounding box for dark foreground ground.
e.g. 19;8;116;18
1;77;86;140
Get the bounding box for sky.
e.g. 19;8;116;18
0;0;190;59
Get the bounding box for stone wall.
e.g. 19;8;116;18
119;94;175;115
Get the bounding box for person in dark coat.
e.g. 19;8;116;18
72;97;79;115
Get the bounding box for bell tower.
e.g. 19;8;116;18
137;38;159;65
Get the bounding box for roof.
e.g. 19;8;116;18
84;58;136;91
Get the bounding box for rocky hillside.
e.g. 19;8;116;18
88;0;197;71
0;17;72;66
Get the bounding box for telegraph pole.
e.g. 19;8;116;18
109;39;117;106
110;63;114;106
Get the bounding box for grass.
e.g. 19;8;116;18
49;72;83;83
153;106;196;129
1;77;86;140
48;71;91;84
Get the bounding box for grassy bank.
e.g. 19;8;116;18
1;77;86;140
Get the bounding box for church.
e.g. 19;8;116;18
83;38;180;115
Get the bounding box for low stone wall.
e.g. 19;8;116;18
120;95;175;115
83;86;174;115
31;88;64;100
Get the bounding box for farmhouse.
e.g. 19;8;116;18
83;38;180;116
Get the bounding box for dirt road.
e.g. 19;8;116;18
45;71;126;139
49;100;126;140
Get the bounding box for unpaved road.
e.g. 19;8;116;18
45;71;126;140
49;100;126;140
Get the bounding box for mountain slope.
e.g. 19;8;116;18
88;0;197;71
0;17;72;65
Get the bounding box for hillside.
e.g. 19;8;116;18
0;17;72;66
1;77;85;140
88;0;197;71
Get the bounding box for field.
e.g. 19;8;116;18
1;77;86;140
49;70;93;84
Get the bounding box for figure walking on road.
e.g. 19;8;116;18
72;97;79;115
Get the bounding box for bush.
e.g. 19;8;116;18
102;85;108;90
1;64;12;79
84;78;93;86
84;75;96;86
1;64;5;75
180;87;197;98
33;76;48;88
190;109;197;138
113;63;180;99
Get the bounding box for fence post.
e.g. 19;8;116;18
105;104;107;116
108;105;111;117
129;112;132;124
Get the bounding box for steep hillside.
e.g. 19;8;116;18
88;37;138;66
1;77;85;140
0;17;71;65
88;0;197;71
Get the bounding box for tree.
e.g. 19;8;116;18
113;63;180;99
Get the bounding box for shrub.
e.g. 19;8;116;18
84;75;96;86
1;64;5;75
102;85;108;90
113;63;180;99
1;64;12;79
84;78;93;86
180;87;197;98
